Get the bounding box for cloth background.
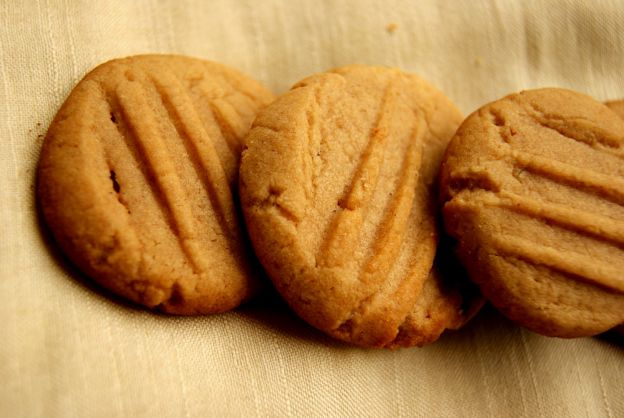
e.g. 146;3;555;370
1;0;623;416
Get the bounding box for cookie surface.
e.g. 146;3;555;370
441;88;624;337
240;65;479;348
38;55;274;314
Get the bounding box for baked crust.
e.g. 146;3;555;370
240;65;480;347
38;55;274;314
441;88;624;337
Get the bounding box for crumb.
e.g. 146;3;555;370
474;57;483;67
386;23;398;34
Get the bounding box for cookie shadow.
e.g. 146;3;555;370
236;290;354;349
596;329;624;348
436;303;506;345
438;301;624;350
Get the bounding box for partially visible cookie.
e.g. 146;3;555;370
441;88;624;337
38;55;274;314
605;99;624;336
605;99;624;119
240;65;480;348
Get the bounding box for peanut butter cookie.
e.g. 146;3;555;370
441;88;624;337
38;55;274;314
240;65;479;347
605;99;624;335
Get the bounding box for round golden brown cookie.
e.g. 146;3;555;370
441;88;624;337
38;55;274;314
239;65;480;348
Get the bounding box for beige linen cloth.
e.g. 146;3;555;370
1;0;623;417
